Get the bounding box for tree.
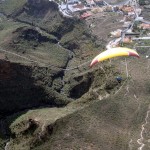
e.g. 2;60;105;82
139;0;147;5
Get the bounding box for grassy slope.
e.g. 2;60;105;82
0;19;27;44
33;57;150;150
5;53;150;150
7;83;149;150
0;0;26;15
0;21;70;67
0;0;149;150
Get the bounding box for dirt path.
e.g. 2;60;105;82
137;109;150;150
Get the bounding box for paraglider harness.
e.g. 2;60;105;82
116;76;122;83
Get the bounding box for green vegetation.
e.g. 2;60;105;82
0;20;26;43
60;23;85;49
134;39;150;56
139;0;149;5
60;22;99;53
0;0;149;150
0;0;26;15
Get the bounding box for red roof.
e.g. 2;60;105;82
80;12;91;19
73;4;84;9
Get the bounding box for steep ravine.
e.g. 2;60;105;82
0;21;120;150
0;54;122;149
137;107;150;150
0;60;70;116
1;0;142;149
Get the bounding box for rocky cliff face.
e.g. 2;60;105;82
0;0;102;117
0;60;71;117
26;0;58;14
18;0;80;40
27;0;49;5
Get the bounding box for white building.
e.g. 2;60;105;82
67;0;79;4
67;4;90;13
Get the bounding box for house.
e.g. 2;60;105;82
91;7;103;13
59;3;73;17
128;11;135;16
123;21;132;28
136;8;142;16
107;38;121;49
122;37;132;44
80;12;92;19
108;36;133;48
67;3;90;13
67;0;79;4
138;23;150;30
113;6;119;12
120;5;134;13
126;16;133;21
103;6;113;12
86;0;96;7
110;29;122;38
135;17;143;21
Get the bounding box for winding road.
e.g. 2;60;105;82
104;0;130;6
137;108;150;150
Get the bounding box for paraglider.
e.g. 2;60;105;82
90;47;139;67
116;76;122;83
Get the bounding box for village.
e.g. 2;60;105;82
58;0;141;19
58;0;150;49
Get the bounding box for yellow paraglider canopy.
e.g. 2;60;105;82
90;47;139;67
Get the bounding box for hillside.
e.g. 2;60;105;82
0;0;150;150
